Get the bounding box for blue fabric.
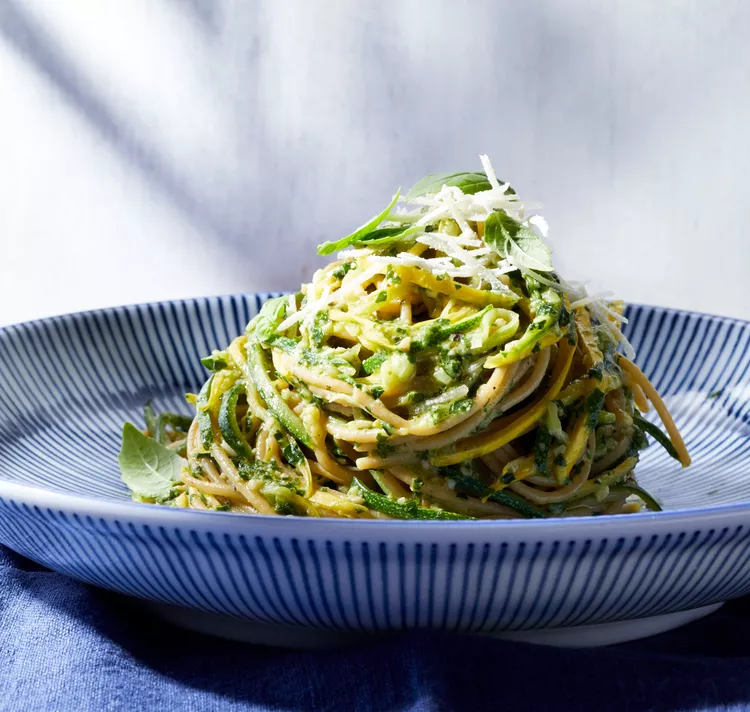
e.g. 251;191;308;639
2;546;750;712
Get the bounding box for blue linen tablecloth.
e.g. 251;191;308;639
2;545;750;712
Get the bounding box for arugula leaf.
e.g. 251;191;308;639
406;172;493;199
484;211;554;273
317;190;401;255
118;422;185;499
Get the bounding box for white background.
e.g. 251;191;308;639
1;0;748;327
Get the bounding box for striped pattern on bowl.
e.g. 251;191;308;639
0;296;747;636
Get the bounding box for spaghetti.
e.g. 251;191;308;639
121;157;690;519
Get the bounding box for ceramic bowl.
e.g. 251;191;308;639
0;296;747;647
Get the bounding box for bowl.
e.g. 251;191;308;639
0;296;747;647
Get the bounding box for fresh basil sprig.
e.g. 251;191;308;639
316;169;517;256
317;190;403;255
118;422;185;500
319;223;425;257
484;211;554;273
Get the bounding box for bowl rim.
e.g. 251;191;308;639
0;295;748;537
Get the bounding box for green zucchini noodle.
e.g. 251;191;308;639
123;157;690;520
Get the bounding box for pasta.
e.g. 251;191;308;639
120;157;690;520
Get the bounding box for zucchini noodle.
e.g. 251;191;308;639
122;156;690;520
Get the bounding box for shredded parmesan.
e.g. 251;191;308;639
570;293;614;310
325;154;635;358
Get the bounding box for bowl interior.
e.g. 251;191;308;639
0;297;747;511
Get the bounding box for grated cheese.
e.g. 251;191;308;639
324;154;635;358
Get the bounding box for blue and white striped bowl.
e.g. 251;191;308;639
0;296;748;647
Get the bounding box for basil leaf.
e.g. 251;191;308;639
507;234;554;273
406;171;516;199
353;223;423;249
118;422;185;499
250;295;290;343
484;211;554;273
406;172;491;198
483;212;508;257
317;190;401;255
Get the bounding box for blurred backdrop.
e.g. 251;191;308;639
1;0;748;327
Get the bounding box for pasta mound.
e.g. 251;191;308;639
122;157;690;519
